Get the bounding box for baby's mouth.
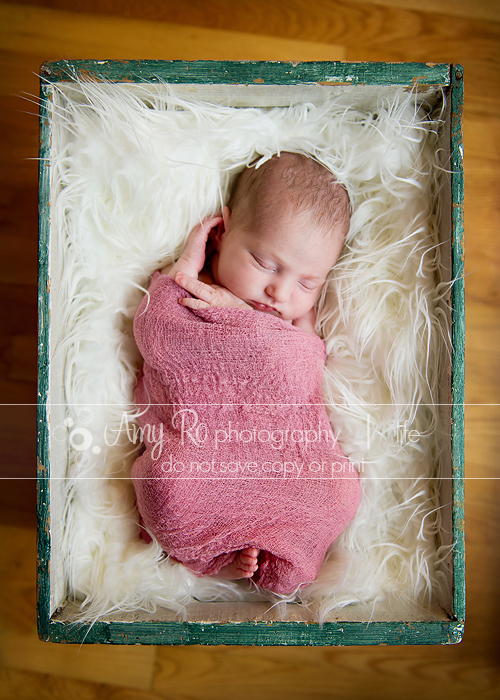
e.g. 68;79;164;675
251;301;280;316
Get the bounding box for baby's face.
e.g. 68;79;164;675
213;206;345;323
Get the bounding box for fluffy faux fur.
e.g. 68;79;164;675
45;77;452;621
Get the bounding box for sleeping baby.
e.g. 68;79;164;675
132;152;361;595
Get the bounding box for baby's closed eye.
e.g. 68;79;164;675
252;254;276;272
299;278;321;291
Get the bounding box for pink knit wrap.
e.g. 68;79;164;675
132;272;361;595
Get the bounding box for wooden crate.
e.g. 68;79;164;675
37;60;465;645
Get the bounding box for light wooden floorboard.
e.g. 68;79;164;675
0;2;345;61
358;0;500;23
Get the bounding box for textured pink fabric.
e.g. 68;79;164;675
132;272;361;595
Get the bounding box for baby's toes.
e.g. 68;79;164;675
237;556;258;573
239;554;254;565
237;560;255;573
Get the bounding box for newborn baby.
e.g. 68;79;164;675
133;153;361;594
167;152;347;335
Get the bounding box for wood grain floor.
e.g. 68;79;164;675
1;1;499;698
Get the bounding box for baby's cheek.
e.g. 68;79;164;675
300;299;317;318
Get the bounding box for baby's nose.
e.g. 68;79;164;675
266;279;292;304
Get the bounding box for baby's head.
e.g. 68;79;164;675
212;152;350;323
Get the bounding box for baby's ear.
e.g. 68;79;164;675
213;206;231;250
222;205;231;228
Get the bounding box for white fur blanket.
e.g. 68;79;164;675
47;78;451;621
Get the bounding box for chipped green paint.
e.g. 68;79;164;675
39;617;464;646
450;64;466;626
37;60;464;646
39;59;451;88
37;80;52;640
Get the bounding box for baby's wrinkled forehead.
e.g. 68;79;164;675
230;152;350;242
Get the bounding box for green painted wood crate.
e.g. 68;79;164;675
37;60;465;646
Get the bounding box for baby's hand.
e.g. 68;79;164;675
292;307;318;335
163;215;223;280
175;273;252;311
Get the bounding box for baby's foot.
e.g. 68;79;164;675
215;547;260;580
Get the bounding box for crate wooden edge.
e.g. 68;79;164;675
450;64;466;626
38;59;451;87
36;61;465;645
37;79;52;639
38;618;464;646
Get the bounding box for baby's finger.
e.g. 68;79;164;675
175;273;216;303
178;297;211;310
181;216;223;275
168;215;223;280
